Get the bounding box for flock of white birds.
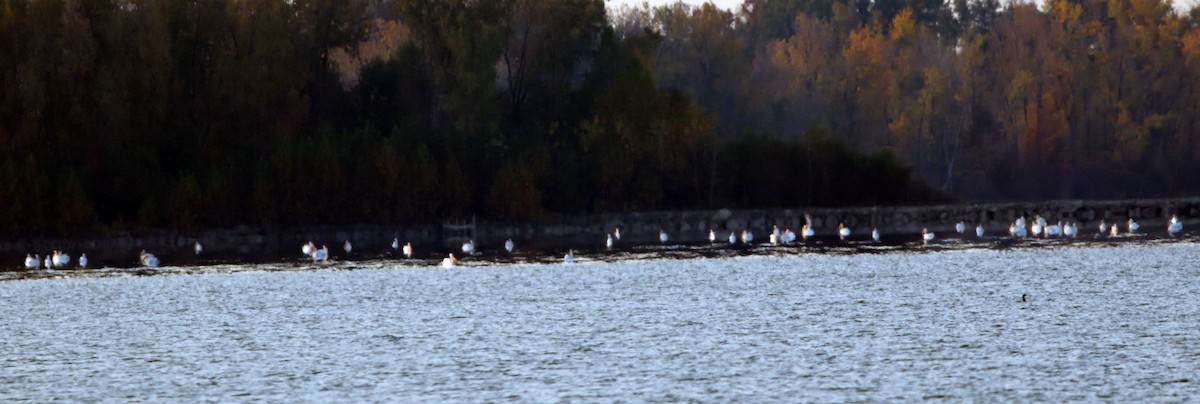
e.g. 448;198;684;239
19;214;1187;270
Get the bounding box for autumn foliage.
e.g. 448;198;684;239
1;0;1197;236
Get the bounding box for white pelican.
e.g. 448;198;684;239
1110;222;1119;237
504;239;515;253
1046;222;1063;237
1127;218;1140;233
391;238;400;250
79;253;88;269
976;224;985;238
1098;220;1109;234
728;232;736;244
140;250;160;268
194;242;203;255
708;229;716;244
606;234;614;250
871;228;881;243
24;254;39;270
782;229;796;244
659;230;668;244
344;240;353;253
1063;222;1077;238
1168;215;1183;236
564;250;575;264
313;245;329;262
402;243;413;258
441;253;458;268
922;228;935;245
302;242;315;256
462;240;475;254
837;223;851;241
741;230;753;244
955;221;966;234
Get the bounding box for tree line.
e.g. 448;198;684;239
1;0;1196;236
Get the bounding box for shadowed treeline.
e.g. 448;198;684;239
2;0;1197;237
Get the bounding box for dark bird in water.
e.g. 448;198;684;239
1021;293;1027;303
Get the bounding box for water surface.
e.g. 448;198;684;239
1;244;1198;401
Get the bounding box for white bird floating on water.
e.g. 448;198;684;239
1009;222;1028;238
871;228;881;243
24;254;39;270
462;240;475;254
140;250;160;268
782;229;796;244
1168;215;1183;236
343;240;353;253
563;250;575;264
1127;218;1140;234
659;230;669;244
976;224;985;238
403;243;413;258
837;223;851;241
441;253;458;268
79;253;88;269
955;221;966;235
922;228;935;245
1046;222;1063;237
194;242;203;255
504;239;515;253
741;230;753;244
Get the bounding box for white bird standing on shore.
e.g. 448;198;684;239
871;228;881;243
1110;222;1120;236
606;234;615;250
1031;216;1045;238
563;250;575;264
462;240;475;254
194;242;203;255
838;223;851;241
1046;222;1063;237
1063;222;1077;238
441;253;457;268
403;243;413;258
771;226;781;245
728;232;737;244
57;251;70;267
51;251;61;268
24;254;39;270
769;230;779;245
659;230;669;244
1127;218;1140;234
504;239;515;253
782;229;796;244
709;229;716;244
801;225;814;241
976;224;985;238
1169;215;1183;236
922;228;935;245
741;230;754;244
45;254;53;270
302;242;315;256
955;221;966;235
391;238;400;250
140;250;160;268
313;245;329;262
613;228;621;241
1099;220;1110;234
79;253;88;269
343;240;353;253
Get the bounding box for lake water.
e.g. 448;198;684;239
2;243;1198;401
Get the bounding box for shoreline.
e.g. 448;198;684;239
3;197;1197;269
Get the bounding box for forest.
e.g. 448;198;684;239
2;0;1199;236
